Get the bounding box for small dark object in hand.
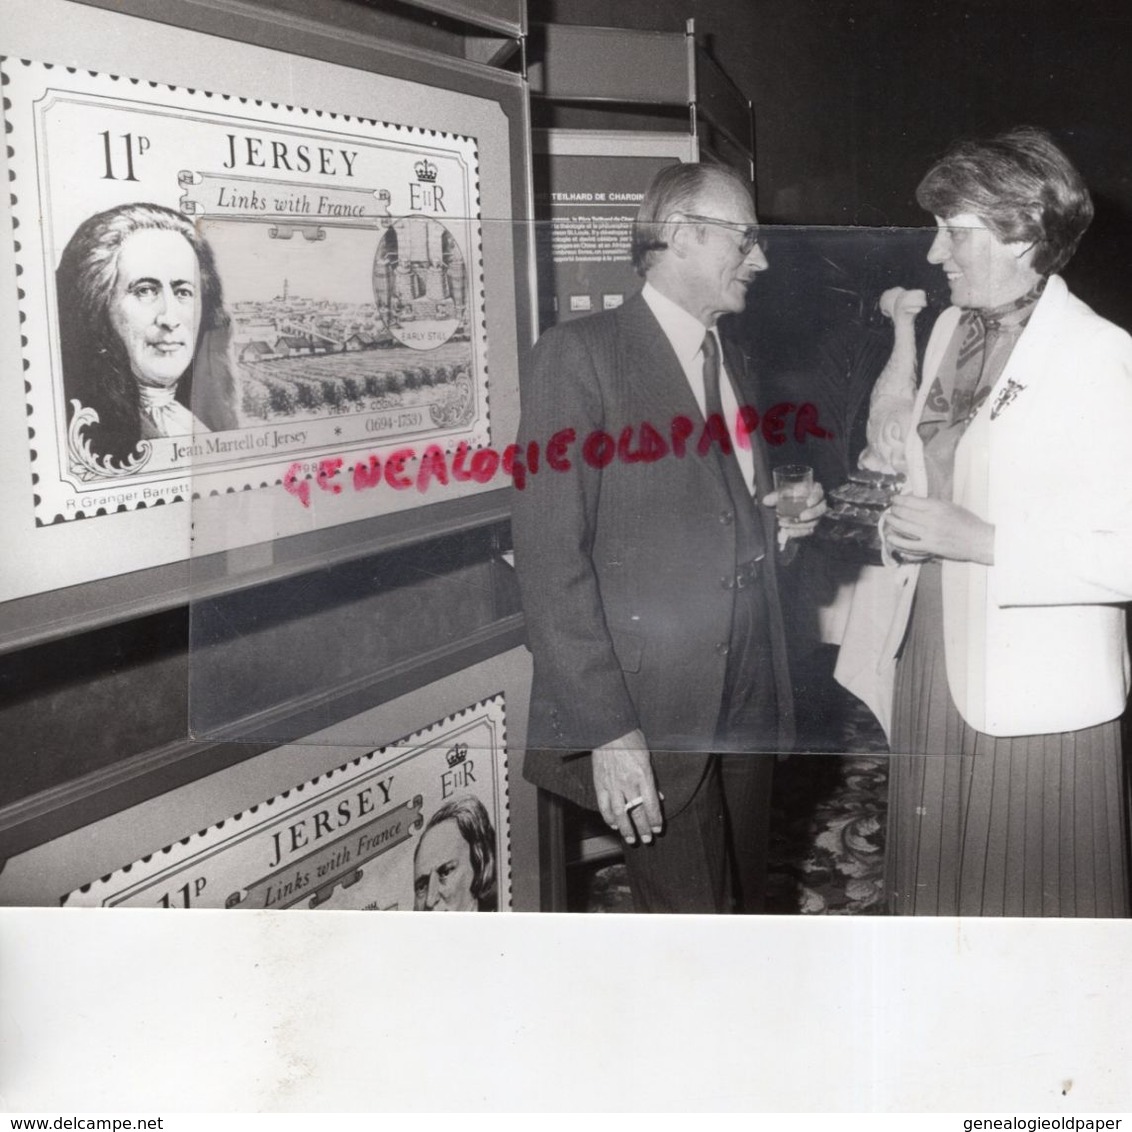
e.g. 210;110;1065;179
815;469;905;565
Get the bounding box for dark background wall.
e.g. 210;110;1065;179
532;0;1132;327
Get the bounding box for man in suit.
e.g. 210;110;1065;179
512;163;822;913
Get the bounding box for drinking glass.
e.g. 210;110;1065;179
773;464;813;519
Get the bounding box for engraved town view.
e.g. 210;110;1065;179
228;216;475;433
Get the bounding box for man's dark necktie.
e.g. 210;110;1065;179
702;331;766;563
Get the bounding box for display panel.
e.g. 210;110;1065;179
0;0;529;608
533;130;695;332
0;642;536;909
64;695;512;912
6;61;487;528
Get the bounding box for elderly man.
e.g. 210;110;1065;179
513;163;822;914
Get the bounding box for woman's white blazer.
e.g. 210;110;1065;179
835;274;1132;739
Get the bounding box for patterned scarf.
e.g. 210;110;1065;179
919;278;1046;446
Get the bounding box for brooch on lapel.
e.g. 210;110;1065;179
990;378;1027;420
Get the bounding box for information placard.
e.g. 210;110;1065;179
533;131;694;331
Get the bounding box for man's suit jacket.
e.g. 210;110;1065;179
836;274;1132;737
512;291;795;815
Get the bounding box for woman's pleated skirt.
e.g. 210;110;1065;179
888;562;1129;916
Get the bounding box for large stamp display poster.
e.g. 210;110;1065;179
0;0;527;607
4;60;487;528
63;695;511;911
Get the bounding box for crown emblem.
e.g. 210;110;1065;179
414;159;438;183
446;743;468;768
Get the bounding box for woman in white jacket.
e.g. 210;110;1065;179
839;127;1132;916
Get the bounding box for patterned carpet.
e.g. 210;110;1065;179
765;751;887;915
579;649;892;915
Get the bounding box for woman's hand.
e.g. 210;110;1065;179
885;495;995;565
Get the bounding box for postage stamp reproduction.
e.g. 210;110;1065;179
3;57;488;526
63;693;511;911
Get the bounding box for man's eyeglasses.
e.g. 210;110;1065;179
680;213;763;256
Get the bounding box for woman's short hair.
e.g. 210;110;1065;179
915;126;1093;275
419;794;498;909
631;162;755;275
57;201;235;466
